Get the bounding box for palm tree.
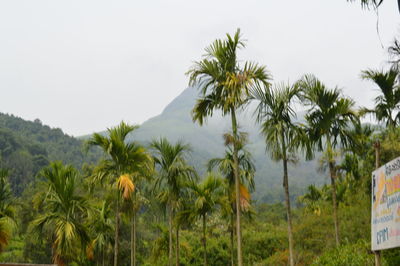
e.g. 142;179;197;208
187;28;271;266
87;121;153;266
347;0;384;8
123;187;149;266
150;138;196;266
183;173;227;266
32;162;89;265
296;74;359;246
251;82;309;266
389;38;400;69
207;132;255;266
299;184;324;215
0;169;15;253
89;200;114;266
361;68;400;128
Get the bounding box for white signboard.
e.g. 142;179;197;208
371;156;400;250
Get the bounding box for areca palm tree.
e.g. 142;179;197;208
87;121;153;266
296;74;359;246
251;82;310;266
347;0;384;8
299;184;324;215
187;28;271;266
32;162;89;265
361;68;400;128
207;132;254;266
89;200;114;266
183;173;227;266
122;188;149;266
150;138;196;266
0;169;15;253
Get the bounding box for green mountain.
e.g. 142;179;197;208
128;87;324;203
0;87;325;201
0;113;101;194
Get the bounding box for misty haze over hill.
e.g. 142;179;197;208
124;87;323;202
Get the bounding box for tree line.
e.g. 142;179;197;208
1;28;400;265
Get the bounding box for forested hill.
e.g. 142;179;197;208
124;87;324;203
0;113;101;194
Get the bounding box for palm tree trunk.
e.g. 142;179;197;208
176;226;180;266
102;247;105;266
114;197;120;266
203;214;207;266
230;212;235;266
131;208;136;266
230;109;243;266
327;138;340;246
281;134;294;266
329;161;340;246
169;205;173;266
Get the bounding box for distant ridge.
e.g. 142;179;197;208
123;87;323;203
0;112;101;194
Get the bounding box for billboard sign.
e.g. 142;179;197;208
371;156;400;250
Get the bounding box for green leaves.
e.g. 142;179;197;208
87;121;153;197
296;74;359;152
185;173;227;221
361;68;400;127
252;81;308;161
187;28;271;124
151;138;196;201
32;162;89;264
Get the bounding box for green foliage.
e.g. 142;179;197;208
0;113;101;194
32;162;89;265
360;68;400;128
311;240;375;266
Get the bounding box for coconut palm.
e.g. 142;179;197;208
296;74;359;246
0;169;15;253
207;132;255;266
86;121;153;266
251;82;310;266
150;138;196;266
360;68;400;128
183;173;227;266
187;28;271;266
32;162;89;265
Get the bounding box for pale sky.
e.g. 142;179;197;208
0;0;399;136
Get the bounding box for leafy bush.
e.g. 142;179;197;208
311;240;375;266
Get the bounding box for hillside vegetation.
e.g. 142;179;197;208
1;22;400;265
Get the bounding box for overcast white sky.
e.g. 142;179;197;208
0;0;399;136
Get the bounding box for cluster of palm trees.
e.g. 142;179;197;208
29;122;240;265
187;29;400;266
2;29;399;266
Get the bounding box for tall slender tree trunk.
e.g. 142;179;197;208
231;109;243;266
169;205;173;266
114;197;120;266
281;134;294;266
203;214;207;266
131;208;136;266
176;226;180;266
374;141;381;266
230;212;235;266
327;139;340;246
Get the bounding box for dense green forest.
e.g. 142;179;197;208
0;113;101;194
1;2;400;265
